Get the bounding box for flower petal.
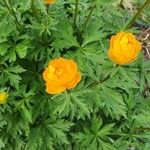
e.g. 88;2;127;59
67;72;81;89
46;82;66;94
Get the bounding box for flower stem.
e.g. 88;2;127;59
125;0;150;30
31;0;41;23
133;127;150;131
46;4;49;13
81;5;96;29
73;0;79;26
3;0;22;32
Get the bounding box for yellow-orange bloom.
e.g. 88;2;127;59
43;58;81;94
0;92;8;104
44;0;55;4
108;32;141;65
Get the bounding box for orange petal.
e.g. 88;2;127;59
43;68;48;81
110;36;115;49
135;40;142;53
49;58;78;83
44;0;55;4
46;82;66;94
67;72;81;89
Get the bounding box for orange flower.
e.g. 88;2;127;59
108;32;141;65
44;0;55;4
43;58;81;94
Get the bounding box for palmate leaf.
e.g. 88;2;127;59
119;67;138;83
27;130;54;150
76;51;104;82
21;105;32;124
52;89;91;119
0;16;16;41
0;65;25;88
20;0;31;12
0;42;10;56
36;0;47;15
45;118;74;144
7;40;29;62
104;76;139;94
29;14;57;37
74;116;115;150
5;85;35;136
26;118;73;149
80;59;97;80
76;53;127;119
52;19;80;50
91;84;127;119
101;65;139;94
113;138;131;150
81;21;107;48
133;109;150;128
26;127;43;150
100;85;127;119
0;139;5;149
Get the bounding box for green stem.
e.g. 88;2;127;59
133;127;150;131
46;4;49;13
74;0;79;26
110;132;142;138
125;0;150;30
81;5;96;29
31;0;41;23
43;29;49;50
3;0;22;32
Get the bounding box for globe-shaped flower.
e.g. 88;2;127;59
43;58;81;94
108;32;141;65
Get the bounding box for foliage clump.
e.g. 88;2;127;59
0;0;150;149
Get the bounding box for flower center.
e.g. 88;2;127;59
55;68;63;77
47;65;65;80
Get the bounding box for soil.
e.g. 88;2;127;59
138;27;150;59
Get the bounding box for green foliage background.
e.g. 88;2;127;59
0;0;150;149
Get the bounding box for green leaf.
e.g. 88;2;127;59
36;0;47;15
82;21;106;48
52;19;80;50
21;105;32;123
0;43;10;56
15;40;29;58
7;40;29;62
74;116;115;150
96;0;114;4
133;109;150;128
45;118;74;144
1;65;25;88
100;85;127;119
52;90;91;119
119;67;135;83
98;123;114;137
0;139;5;149
5;65;26;73
0;16;16;40
91;116;103;133
26;127;42;150
20;0;31;11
